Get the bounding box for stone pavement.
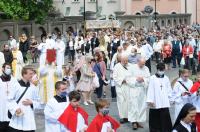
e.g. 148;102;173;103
35;61;180;132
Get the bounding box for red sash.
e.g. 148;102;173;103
58;104;88;132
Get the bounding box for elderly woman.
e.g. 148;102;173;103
76;55;95;106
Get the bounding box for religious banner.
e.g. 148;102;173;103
86;20;121;29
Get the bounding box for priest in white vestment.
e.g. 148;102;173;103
110;46;122;71
126;57;150;130
55;38;65;67
8;66;41;131
113;54;133;123
122;41;134;56
0;52;5;75
0;63;18;131
39;63;63;103
44;81;70;132
12;45;24;80
172;69;193;122
37;38;47;67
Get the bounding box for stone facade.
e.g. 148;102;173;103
129;0;199;24
0;13;191;44
0;17;83;42
117;14;191;29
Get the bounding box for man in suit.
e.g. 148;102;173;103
171;36;182;68
90;32;100;55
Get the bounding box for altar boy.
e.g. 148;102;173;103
44;81;70;132
58;91;88;132
8;66;41;132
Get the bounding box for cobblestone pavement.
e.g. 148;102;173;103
35;61;179;132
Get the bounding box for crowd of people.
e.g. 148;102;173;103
0;24;200;132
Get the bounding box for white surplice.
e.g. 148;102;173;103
0;52;5;75
71;113;87;132
55;40;65;67
38;42;47;67
0;76;19;122
146;75;173;109
44;97;69;132
8;83;41;131
101;122;112;132
172;78;193;121
126;64;150;122
113;63;132;119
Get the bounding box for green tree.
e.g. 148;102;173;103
0;0;53;24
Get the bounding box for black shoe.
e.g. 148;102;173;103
123;118;129;123
119;119;125;124
132;122;138;130
172;66;176;68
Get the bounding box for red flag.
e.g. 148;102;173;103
87;114;120;132
58;104;88;132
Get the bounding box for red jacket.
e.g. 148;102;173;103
182;45;193;58
87;114;120;132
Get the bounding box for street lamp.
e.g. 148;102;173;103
185;0;187;14
83;0;86;37
196;0;198;24
154;0;157;26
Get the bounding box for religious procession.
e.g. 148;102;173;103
0;23;200;132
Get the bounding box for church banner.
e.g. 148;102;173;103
86;20;121;29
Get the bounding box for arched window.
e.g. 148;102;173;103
124;21;134;30
21;27;29;37
38;26;47;40
174;19;177;26
179;19;182;24
54;27;60;33
135;12;142;15
184;19;187;25
171;12;177;14
161;20;165;27
153;12;159;15
1;29;11;40
168;19;171;26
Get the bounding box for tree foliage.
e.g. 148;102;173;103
0;0;53;23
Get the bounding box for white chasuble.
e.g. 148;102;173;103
39;65;63;103
113;63;132;119
126;64;150;122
